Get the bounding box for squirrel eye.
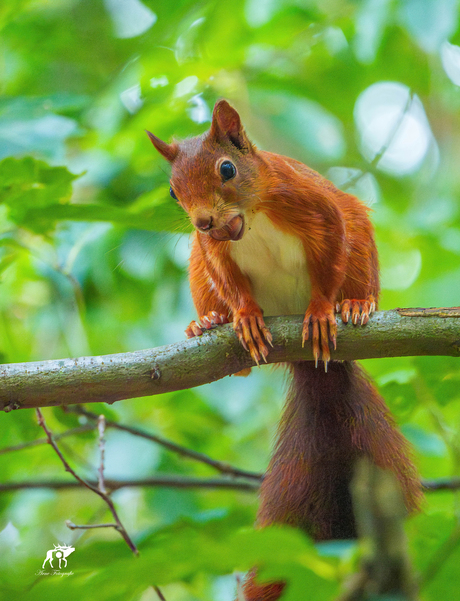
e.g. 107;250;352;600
220;160;236;181
169;186;178;201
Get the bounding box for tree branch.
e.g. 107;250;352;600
0;475;456;494
0;475;260;493
1;308;459;411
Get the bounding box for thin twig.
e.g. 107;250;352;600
0;474;457;494
0;424;95;455
0;475;260;493
422;478;460;491
97;414;107;493
35;408;138;555
342;91;414;191
154;586;167;601
67;405;261;481
66;520;118;530
372;91;414;168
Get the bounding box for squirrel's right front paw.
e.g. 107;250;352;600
302;299;337;370
185;311;229;338
233;310;273;366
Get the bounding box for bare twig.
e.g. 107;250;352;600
371;91;414;169
66;520;118;530
35;408;138;555
0;475;260;493
154;586;167;601
67;405;261;481
1;474;458;494
342;91;414;191
97;414;107;493
422;478;460;491
0;424;95;455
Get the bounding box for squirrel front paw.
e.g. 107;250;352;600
233;309;273;366
302;299;337;370
185;311;229;338
336;295;376;325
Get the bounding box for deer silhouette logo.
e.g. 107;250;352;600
42;544;75;569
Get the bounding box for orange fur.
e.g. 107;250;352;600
147;100;423;600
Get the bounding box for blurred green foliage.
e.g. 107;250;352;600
0;0;460;599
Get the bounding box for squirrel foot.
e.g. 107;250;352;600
185;311;229;338
336;295;376;325
233;309;273;366
302;299;337;371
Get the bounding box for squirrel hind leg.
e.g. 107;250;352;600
234;368;252;377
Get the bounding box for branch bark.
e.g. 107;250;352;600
1;308;459;411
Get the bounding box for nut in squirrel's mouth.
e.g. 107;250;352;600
209;215;245;242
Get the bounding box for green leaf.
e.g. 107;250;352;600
0;158;189;233
0;157;79;231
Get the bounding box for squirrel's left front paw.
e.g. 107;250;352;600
336;296;375;325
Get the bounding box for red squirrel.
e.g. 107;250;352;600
147;100;423;600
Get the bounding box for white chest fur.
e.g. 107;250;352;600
229;212;311;316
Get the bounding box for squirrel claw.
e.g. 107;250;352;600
250;346;260;367
185;320;204;338
234;311;272;366
185;311;229;339
303;300;336;369
337;296;375;326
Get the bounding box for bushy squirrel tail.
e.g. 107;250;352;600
243;360;422;600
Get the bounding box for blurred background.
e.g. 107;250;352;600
0;0;460;599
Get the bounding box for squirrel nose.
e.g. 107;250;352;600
195;216;213;231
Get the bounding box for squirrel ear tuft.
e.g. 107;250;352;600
145;130;178;163
210;100;252;152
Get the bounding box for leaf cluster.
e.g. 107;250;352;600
0;1;460;600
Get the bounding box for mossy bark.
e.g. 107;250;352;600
1;308;459;411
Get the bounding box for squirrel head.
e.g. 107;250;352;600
147;100;259;241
